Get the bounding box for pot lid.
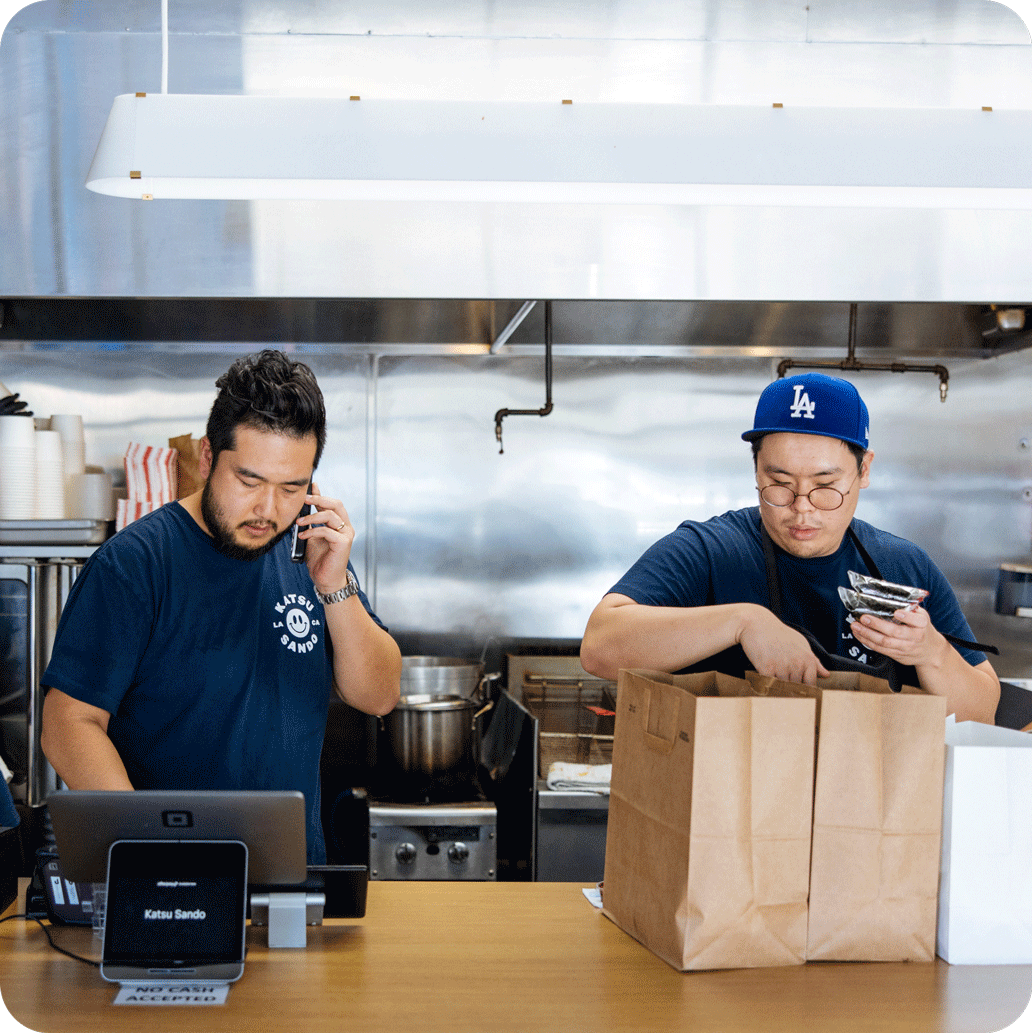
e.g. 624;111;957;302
396;694;475;711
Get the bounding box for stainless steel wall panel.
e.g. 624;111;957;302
0;344;1029;676
5;1;1032;300
369;348;1032;676
0;350;373;583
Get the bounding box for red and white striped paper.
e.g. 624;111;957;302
118;443;179;530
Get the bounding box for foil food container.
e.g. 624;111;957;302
847;570;929;604
838;571;929;624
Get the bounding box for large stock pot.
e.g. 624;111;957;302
399;655;483;698
385;693;493;778
385;657;495;779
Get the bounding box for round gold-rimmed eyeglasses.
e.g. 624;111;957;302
758;471;860;512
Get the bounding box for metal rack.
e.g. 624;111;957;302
520;672;616;779
0;542;101;807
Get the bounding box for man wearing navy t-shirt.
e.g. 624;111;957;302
40;351;401;862
581;373;999;724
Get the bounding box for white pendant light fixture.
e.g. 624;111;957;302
84;2;1032;208
85;93;1032;208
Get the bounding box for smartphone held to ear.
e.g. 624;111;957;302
291;491;312;564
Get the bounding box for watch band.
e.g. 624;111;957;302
315;569;359;606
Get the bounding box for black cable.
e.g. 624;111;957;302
0;912;100;967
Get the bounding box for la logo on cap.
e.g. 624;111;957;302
789;383;816;420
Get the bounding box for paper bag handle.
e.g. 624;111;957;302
640;685;678;754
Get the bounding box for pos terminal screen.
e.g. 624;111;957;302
103;839;247;967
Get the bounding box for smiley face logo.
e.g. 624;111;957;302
285;607;311;639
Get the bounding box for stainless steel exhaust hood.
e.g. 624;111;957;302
1;298;1028;361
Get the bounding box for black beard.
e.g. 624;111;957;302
200;479;293;562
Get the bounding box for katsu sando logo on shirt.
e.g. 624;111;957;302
789;384;816;420
272;593;321;654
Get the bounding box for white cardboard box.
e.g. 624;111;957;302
937;715;1032;964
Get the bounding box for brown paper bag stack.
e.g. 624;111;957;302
603;668;948;971
601;669;817;970
168;434;205;499
742;671;947;962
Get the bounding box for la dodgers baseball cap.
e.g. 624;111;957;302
741;373;870;450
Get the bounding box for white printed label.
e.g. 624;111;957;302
65;880;79;906
114;984;230;1006
49;876;64;906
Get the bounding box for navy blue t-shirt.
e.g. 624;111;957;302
43;502;386;864
609;507;985;682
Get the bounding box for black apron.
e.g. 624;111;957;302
760;524;996;692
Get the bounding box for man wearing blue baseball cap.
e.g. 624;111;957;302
581;372;1000;723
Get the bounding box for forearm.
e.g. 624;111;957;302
580;596;763;681
324;597;402;716
40;691;133;790
913;645;1000;724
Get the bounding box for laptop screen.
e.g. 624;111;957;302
101;839;248;984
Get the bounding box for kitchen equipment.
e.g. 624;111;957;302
368;802;496;881
385;694;493;780
363;683;534;881
996;563;1032;617
508;656;617;779
400;655;484;698
508;655;613;883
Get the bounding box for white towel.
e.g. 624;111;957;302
546;762;611;794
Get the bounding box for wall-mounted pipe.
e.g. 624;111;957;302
777;303;950;401
494;300;554;453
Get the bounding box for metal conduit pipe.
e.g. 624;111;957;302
777;303;950;402
493;300;554;453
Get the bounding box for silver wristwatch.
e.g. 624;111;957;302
315;569;359;606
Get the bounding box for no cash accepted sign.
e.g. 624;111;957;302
113;984;230;1006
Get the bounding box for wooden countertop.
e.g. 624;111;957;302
2;880;1030;1033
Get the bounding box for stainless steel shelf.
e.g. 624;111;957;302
0;546;103;560
537;783;610;811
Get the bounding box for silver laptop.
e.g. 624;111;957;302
100;839;248;984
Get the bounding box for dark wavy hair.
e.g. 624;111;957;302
206;350;326;468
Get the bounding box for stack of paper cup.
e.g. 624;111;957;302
50;414;85;515
34;430;66;519
0;416;37;519
67;470;115;521
51;415;85;474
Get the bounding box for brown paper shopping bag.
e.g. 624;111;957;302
808;682;947;962
744;671;948;962
601;669;816;970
